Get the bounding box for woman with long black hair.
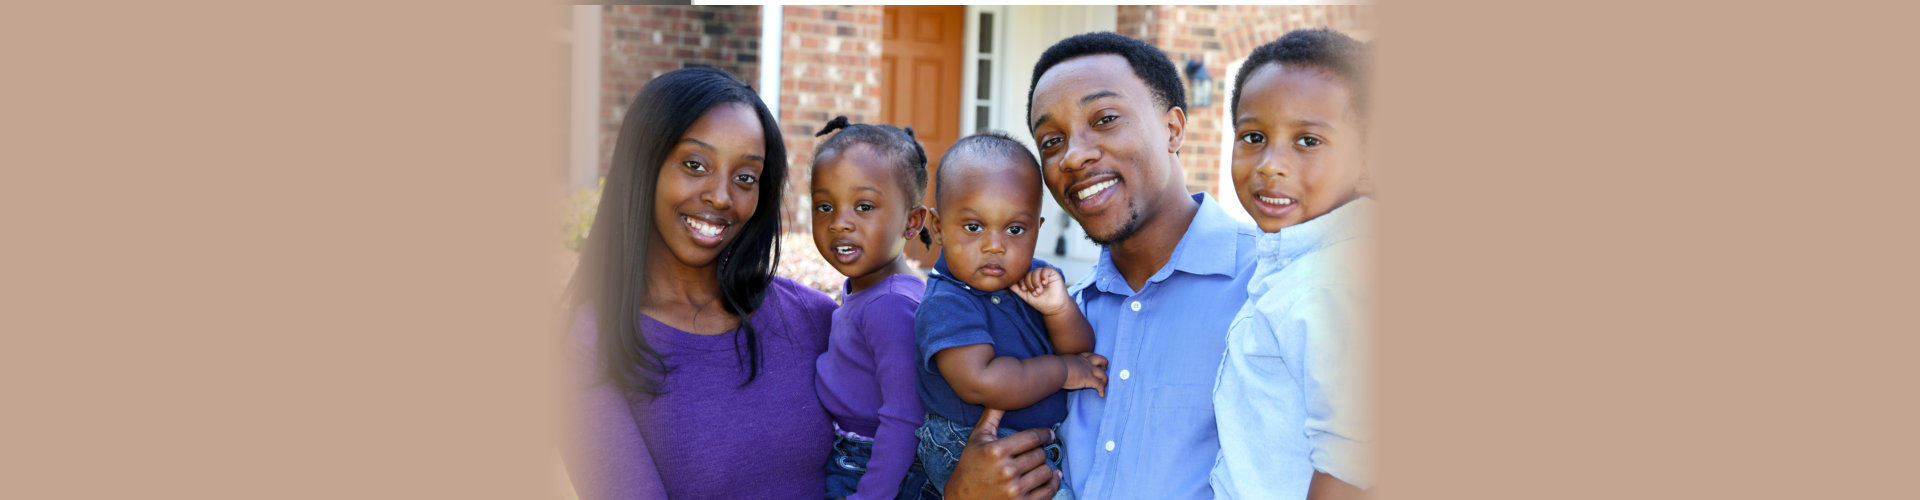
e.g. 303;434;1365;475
561;66;838;499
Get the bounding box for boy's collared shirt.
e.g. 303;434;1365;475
1061;193;1261;500
1212;197;1375;498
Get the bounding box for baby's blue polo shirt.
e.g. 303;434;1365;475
914;255;1069;432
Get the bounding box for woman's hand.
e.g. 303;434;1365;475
944;408;1061;500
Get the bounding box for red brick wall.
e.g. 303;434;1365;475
599;5;763;176
593;6;1368;231
1115;5;1374;197
776;6;884;232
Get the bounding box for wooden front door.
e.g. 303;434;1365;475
881;5;964;269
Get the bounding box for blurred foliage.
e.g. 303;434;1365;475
780;232;922;304
563;177;604;251
780;232;846;302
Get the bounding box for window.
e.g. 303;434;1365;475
968;9;1000;134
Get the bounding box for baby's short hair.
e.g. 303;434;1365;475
934;131;1041;205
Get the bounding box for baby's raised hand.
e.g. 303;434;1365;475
1010;266;1071;316
1061;352;1109;398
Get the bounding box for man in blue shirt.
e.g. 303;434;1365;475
943;32;1262;499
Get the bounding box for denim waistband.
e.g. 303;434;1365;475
922;412;1062;435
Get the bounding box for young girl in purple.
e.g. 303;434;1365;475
561;67;839;499
808;116;939;500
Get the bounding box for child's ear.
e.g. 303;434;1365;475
1164;106;1188;154
904;204;929;238
903;204;929;237
923;207;942;246
1037;215;1046;229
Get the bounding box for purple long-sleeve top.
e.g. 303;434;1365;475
563;277;838;500
814;274;927;500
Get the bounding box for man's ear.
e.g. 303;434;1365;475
1164;106;1188;153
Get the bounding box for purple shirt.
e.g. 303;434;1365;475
563;277;838;500
814;273;927;500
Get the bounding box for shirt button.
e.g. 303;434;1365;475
1119;369;1130;380
1105;440;1116;451
990;296;1001;304
1130;301;1142;312
1280;258;1292;266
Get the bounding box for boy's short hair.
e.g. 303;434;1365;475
1232;29;1370;121
1027;32;1187;127
934;131;1040;205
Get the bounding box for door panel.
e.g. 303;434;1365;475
881;5;964;268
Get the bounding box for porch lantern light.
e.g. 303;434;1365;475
1185;59;1214;108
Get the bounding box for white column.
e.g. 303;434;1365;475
759;6;783;119
569;5;601;191
962;6;981;135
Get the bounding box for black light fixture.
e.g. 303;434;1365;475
1054;217;1072;256
1185;59;1213;108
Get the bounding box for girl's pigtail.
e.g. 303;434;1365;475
902;126;931;253
903;127;929;168
815;115;852;137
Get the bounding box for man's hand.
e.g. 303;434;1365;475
943;408;1061;500
1010;267;1073;317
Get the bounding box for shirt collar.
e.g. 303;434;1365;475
1071;192;1253;296
1262;196;1374;261
840;273;915;303
929;254;960;286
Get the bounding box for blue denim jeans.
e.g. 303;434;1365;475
825;431;940;500
916;413;1073;499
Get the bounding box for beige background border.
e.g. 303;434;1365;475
1371;1;1920;498
4;1;1916;498
4;1;564;498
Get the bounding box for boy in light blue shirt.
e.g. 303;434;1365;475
1212;29;1375;499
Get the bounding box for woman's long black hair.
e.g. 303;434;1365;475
568;67;788;395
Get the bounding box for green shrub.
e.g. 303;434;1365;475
562;177;603;251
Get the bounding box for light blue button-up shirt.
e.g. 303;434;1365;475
1211;198;1375;499
1062;193;1261;500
